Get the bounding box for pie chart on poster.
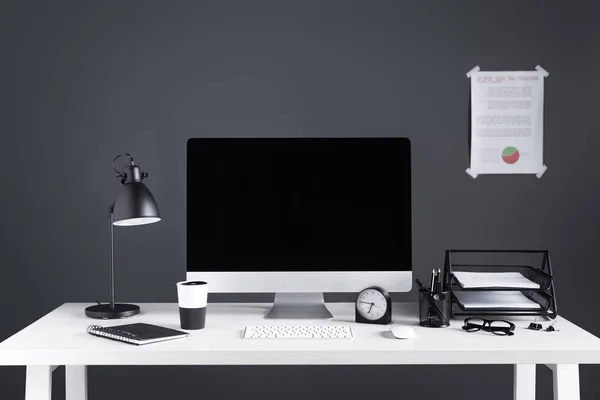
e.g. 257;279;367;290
502;146;520;164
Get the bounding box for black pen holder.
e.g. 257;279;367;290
419;290;452;328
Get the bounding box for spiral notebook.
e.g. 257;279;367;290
87;323;189;346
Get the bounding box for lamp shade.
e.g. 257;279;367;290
112;181;161;226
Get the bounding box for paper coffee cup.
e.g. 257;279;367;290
177;281;208;330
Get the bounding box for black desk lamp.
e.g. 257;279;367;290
85;154;161;319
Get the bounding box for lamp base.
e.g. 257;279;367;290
85;303;140;319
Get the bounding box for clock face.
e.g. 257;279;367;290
356;288;388;321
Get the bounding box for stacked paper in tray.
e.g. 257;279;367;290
453;271;540;289
453;291;541;309
452;271;542;310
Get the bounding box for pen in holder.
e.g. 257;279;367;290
419;289;452;328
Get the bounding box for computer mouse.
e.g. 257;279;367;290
390;326;416;339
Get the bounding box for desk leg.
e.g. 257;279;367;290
65;366;87;400
513;364;536;400
546;364;580;400
25;366;55;400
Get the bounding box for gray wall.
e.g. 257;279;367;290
2;0;599;398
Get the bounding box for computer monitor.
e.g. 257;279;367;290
187;137;412;318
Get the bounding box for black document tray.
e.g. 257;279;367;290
444;250;558;319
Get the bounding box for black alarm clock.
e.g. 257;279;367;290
355;286;392;325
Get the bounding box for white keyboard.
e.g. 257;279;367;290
243;325;353;339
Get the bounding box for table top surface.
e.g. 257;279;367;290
1;302;599;366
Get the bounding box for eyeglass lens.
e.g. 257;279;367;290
464;318;485;332
489;320;513;336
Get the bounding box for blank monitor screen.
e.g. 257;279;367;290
187;138;411;272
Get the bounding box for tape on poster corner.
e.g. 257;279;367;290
536;164;548;178
535;65;549;77
466;66;480;78
465;168;478;179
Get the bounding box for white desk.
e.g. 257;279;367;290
1;303;599;400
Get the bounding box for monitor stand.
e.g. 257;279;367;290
265;293;334;319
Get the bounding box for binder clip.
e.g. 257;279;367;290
527;322;543;330
545;320;559;332
527;318;543;331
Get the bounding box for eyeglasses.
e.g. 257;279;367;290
462;318;515;336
